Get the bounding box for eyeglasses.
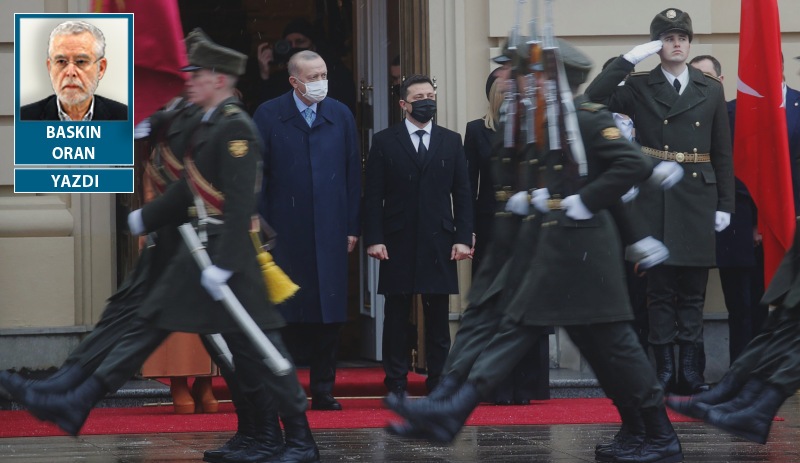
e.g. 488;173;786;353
50;57;102;71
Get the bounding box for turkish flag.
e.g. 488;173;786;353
95;0;187;124
734;0;795;286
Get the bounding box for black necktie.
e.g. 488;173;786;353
415;129;427;161
673;78;681;94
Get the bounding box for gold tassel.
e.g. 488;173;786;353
250;231;299;304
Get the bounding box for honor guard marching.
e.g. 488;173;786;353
385;1;684;460
2;30;320;463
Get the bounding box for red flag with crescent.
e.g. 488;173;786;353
734;0;795;286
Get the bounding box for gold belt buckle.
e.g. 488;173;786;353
674;152;685;163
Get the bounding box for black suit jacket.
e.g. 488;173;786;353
364;121;473;294
20;94;128;120
464;118;495;215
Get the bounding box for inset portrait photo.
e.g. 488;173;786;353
17;16;130;121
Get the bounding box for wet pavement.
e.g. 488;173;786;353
0;394;798;462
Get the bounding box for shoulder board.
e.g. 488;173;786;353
702;72;722;83
223;104;242;117
579;102;606;112
628;71;649;77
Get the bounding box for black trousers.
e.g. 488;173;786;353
626;261;650;349
647;265;709;345
719;265;768;362
282;322;342;396
93;318;308;417
468;316;663;410
383;293;450;392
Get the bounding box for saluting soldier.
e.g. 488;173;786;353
585;7;734;395
387;39;684;463
8;31;321;463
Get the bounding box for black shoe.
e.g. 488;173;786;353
265;413;320;463
594;407;645;462
311;393;342;411
614;406;683;463
665;372;743;420
203;434;254;463
0;364;85;403
22;375;107;436
393;382;482;444
705;382;785;444
652;344;675;393
676;343;709;394
218;412;283;463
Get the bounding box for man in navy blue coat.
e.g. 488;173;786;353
364;74;473;395
253;50;361;411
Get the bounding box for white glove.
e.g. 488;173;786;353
715;211;731;232
649;161;684;189
531;188;551;214
625;236;669;270
623;40;663;65
505;191;530;216
621;186;639;203
127;209;145;235
201;265;233;301
134;118;151;140
561;194;593;220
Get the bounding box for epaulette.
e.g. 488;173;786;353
702;72;722;83
628;71;649;78
579;101;606;112
223;104;242;117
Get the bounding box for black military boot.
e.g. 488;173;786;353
385;374;462;439
203;409;256;463
615;405;683;463
0;363;86;403
266;413;320;463
396;382;482;444
218;412;283;463
703;377;765;416
705;382;786;444
676;342;709;394
21;375;108;436
666;372;742;419
594;406;645;462
651;344;675;392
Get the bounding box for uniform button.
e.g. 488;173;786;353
664;119;669;125
664;145;669;150
693;148;698;153
695;121;700;127
692;172;698;178
554;165;563;171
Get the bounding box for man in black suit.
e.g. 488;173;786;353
364;74;473;395
20;20;127;121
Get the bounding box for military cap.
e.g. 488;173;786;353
181;28;247;76
650;8;693;42
557;38;593;88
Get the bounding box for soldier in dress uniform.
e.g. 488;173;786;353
386;38;684;463
585;7;734;395
5;31;320;463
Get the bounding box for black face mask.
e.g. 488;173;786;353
406;98;436;123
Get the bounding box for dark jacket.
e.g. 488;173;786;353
585;58;734;267
138;97;284;333
20;94;128;120
364;121;473;294
504;97;652;326
254;91;361;324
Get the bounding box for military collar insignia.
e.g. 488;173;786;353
228;140;249;157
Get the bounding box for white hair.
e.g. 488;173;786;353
48;20;105;59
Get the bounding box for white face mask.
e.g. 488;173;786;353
298;78;328;103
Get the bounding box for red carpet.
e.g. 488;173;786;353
0;398;707;438
1;368;752;438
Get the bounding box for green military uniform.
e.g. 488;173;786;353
467;97;661;409
585;58;734;268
